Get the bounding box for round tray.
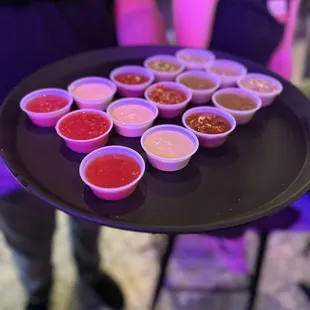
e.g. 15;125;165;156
1;46;310;234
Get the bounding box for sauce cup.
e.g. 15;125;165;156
144;82;192;119
143;54;185;81
55;109;113;153
176;70;221;104
237;73;283;107
182;106;236;148
212;88;262;125
20;88;73;127
109;65;154;97
175;48;215;70
79;146;145;200
68;77;116;110
107;98;158;137
141;124;199;172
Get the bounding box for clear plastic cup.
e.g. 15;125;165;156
107;98;158;137
237;73;283;107
55;109;113;153
176;70;221;104
68;77;116;110
79;146;145;200
141;124;199;172
175;48;215;70
182;106;236;148
20;88;73;127
144;82;192;119
143;54;185;81
109;65;154;97
205;59;247;88
212;88;262;125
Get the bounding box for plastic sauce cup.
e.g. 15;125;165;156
144;82;192;119
182;106;236;148
55;109;113;153
109;65;154;98
107;98;158;137
175;48;215;70
68;77;116;110
143;54;185;81
176;70;221;104
79;146;145;200
20;88;73;127
237;73;283;107
212;88;262;125
141;124;199;172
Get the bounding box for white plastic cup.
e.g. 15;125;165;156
68;77;116;110
176;70;221;104
205;59;247;88
182;106;236;148
143;54;185;81
175;48;215;70
79;146;145;200
237;73;283;107
141;124;199;172
107;98;158;137
20;88;73;127
212;88;262;125
144;82;192;119
109;65;154;97
55;109;113;153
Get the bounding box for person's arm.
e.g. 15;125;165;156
115;0;166;46
173;0;219;48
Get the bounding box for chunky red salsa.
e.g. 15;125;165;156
27;95;68;113
148;60;180;72
59;112;110;140
114;73;149;85
148;85;187;105
85;154;141;188
186;113;231;134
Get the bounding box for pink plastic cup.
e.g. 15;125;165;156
79;146;145;200
212;88;262;125
182;106;236;148
175;48;215;70
237;73;283;107
68;77;116;110
109;65;154;97
143;54;185;81
141;124;199;172
107;98;158;137
176;70;221;104
144;82;192;119
20;88;73;127
55;109;113;153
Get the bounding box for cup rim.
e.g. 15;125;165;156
205;59;247;78
175;48;216;65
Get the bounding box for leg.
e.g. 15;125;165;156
152;234;177;310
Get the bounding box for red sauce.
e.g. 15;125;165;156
114;73;149;85
59;112;110;140
148;85;187;105
186;113;231;134
85;154;141;188
27;95;68;113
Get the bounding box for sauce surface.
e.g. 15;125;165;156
111;104;154;124
59;111;110;140
73;83;113;100
148;60;180;72
144;130;195;158
180;54;210;64
85;154;141;188
26;95;68;113
209;65;240;77
148;85;187;105
114;73;149;85
186;113;231;134
180;76;216;90
216;93;257;111
241;78;279;93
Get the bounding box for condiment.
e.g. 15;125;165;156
114;73;149;85
216;93;257;111
59;111;110;140
73;83;113;100
180;54;210;64
111;104;154;124
148;60;180;72
144;130;195;158
26;95;68;113
148;85;187;104
209;66;240;77
179;75;216;90
85;154;141;188
186;113;231;134
241;78;279;93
